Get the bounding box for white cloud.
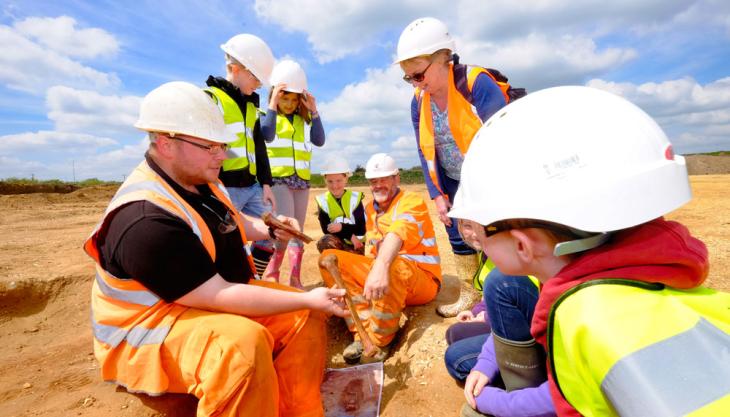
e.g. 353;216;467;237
457;33;637;91
14;15;119;59
72;139;148;181
46;86;141;135
0;18;120;93
0;130;117;155
254;0;442;63
587;77;730;153
0;155;45;180
320;65;412;127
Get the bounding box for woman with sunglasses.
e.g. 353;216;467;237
395;17;509;318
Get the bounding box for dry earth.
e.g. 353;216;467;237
1;174;729;417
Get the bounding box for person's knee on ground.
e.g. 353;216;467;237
437;252;481;317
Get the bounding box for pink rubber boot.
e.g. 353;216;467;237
287;245;305;289
263;248;285;282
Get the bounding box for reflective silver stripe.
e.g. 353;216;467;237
421;237;437;247
113;181;203;240
227;146;256;162
95;272;159;306
426;160;435;171
92;313;170;348
269;138;309;151
227;121;246;135
400;254;440;264
601;318;730;417
268;157;311;168
372;309;400;321
316;195;328;213
370;323;399;335
245;126;254;139
394;213;417;223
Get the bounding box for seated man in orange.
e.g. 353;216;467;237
84;81;347;417
319;153;442;363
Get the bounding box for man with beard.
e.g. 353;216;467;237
318;153;442;363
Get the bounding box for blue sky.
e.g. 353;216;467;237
1;0;729;181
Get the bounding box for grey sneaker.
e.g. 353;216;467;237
343;340;363;364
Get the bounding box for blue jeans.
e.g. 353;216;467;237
443;269;538;382
227;184;271;217
441;174;476;256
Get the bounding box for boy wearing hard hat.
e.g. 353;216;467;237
450;86;730;417
315;159;366;254
206;34;278;274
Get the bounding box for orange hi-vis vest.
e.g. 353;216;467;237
415;64;492;199
83;160;257;395
364;189;442;283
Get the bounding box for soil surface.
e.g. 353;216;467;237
1;176;729;417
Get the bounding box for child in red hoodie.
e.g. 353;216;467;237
450;86;730;417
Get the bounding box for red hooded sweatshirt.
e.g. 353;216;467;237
530;218;709;416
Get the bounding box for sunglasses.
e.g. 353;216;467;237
402;61;433;84
201;202;239;234
170;135;230;155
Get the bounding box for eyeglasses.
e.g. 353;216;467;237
201;202;238;234
403;61;433;84
483;219;578;238
170;135;230;155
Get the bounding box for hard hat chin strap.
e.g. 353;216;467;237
553;232;611;257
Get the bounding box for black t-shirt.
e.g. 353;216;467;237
96;156;252;302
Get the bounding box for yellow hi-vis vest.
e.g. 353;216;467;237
206;86;259;174
365;190;442;283
267;113;312;180
548;279;730;417
315;189;363;245
83;160;257;395
415;64;487;199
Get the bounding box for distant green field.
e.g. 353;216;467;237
309;167;425;187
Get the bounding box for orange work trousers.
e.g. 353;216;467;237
158;281;326;417
318;249;439;346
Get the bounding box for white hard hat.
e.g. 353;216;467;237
395;17;455;63
365;153;399;179
449;85;691;233
220;34;275;83
270;60;307;94
134;81;234;144
322;159;351;176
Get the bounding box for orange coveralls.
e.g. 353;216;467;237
319;189;442;346
85;161;326;417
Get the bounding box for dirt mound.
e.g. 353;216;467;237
685;154;730;175
0;182;79;195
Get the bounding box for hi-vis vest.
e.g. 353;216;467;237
83;160;257;395
267;113;312;180
472;253;540;293
364;190;442;282
415;64;497;199
548;279;730;417
315;190;363;245
206;86;259;174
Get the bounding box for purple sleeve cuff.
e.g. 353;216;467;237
472;333;499;380
471;300;486;316
475;382;556;417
